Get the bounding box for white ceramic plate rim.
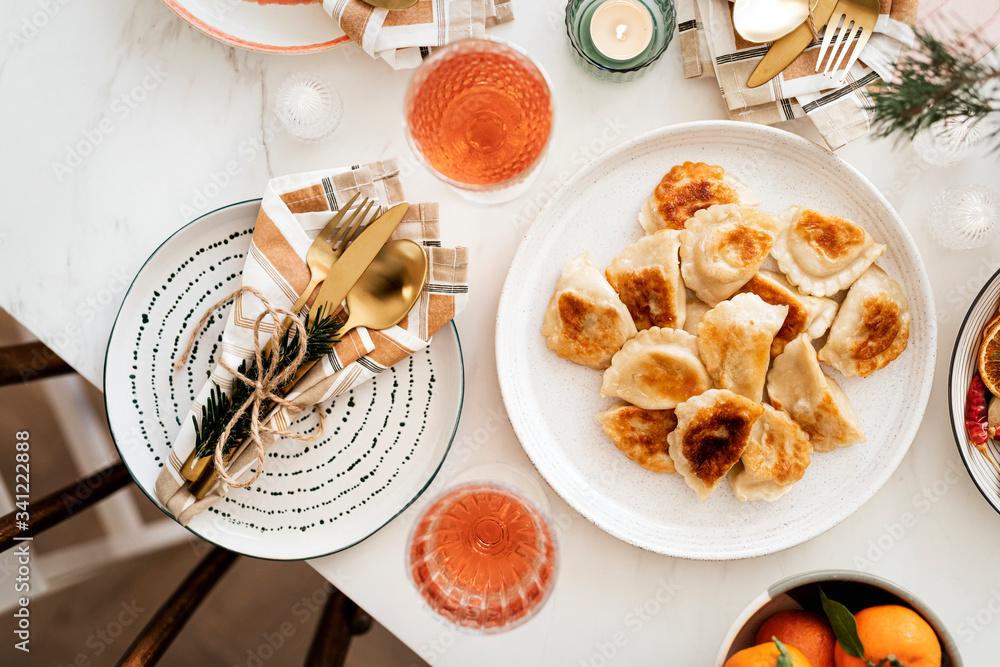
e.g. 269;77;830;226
161;0;349;54
104;199;464;560
948;264;1000;516
496;120;937;560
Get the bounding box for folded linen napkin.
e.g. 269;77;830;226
322;0;514;69
680;0;919;149
155;159;469;525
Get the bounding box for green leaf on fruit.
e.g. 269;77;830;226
773;637;793;667
819;588;865;658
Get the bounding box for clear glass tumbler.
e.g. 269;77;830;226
274;73;343;142
929;184;1000;250
404;39;554;204
406;465;558;633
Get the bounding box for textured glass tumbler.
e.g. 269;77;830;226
406;465;558;634
404;38;554;204
274;73;343;142
565;0;676;82
913;116;993;166
929;184;1000;250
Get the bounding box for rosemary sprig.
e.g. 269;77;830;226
871;28;1000;146
191;305;341;460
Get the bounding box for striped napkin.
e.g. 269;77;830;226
155;159;469;525
322;0;514;69
679;0;919;149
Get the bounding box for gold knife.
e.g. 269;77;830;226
188;202;411;499
283;201;410;384
746;0;839;89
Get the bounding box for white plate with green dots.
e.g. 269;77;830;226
104;199;464;560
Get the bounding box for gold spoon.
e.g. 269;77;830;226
189;239;428;500
338;238;427;334
362;0;420;10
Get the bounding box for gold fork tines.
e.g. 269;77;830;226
814;0;879;85
288;194;375;316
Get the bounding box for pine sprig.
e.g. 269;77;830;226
871;28;1000;146
191;305;341;460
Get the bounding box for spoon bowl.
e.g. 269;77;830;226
341;239;427;333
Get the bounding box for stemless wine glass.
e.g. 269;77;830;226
404;39;554;204
406;464;558;633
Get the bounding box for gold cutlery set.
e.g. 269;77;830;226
748;0;880;88
179;196;428;498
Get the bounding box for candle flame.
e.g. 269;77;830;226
615;24;628;41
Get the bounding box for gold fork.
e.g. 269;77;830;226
814;0;880;85
289;193;376;315
178;195;377;484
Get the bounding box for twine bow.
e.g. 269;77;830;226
174;286;326;489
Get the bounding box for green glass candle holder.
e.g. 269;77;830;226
565;0;676;83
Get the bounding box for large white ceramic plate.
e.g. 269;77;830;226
105;200;464;560
948;267;1000;516
496;121;936;560
162;0;348;54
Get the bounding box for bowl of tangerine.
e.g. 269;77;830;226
715;570;961;667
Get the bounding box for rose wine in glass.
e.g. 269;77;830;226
405;39;554;203
407;482;557;633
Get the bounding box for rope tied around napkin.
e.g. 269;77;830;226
174;285;326;489
155;159;469;527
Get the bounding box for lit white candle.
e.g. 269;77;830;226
589;0;654;61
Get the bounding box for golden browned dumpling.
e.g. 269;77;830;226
771;206;886;297
819;265;910;377
697;293;788;402
735;270;839;356
767;334;865;452
729;404;813;501
638;162;759;233
668;389;764;501
542;252;637;370
601;327;712;410
605;230;686;330
596;403;677;474
680;204;783;305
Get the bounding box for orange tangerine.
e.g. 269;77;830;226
833;605;941;667
725;642;813;667
755;610;836;667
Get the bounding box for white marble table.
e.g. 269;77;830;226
3;0;1000;664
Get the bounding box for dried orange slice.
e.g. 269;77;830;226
978;318;1000;397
